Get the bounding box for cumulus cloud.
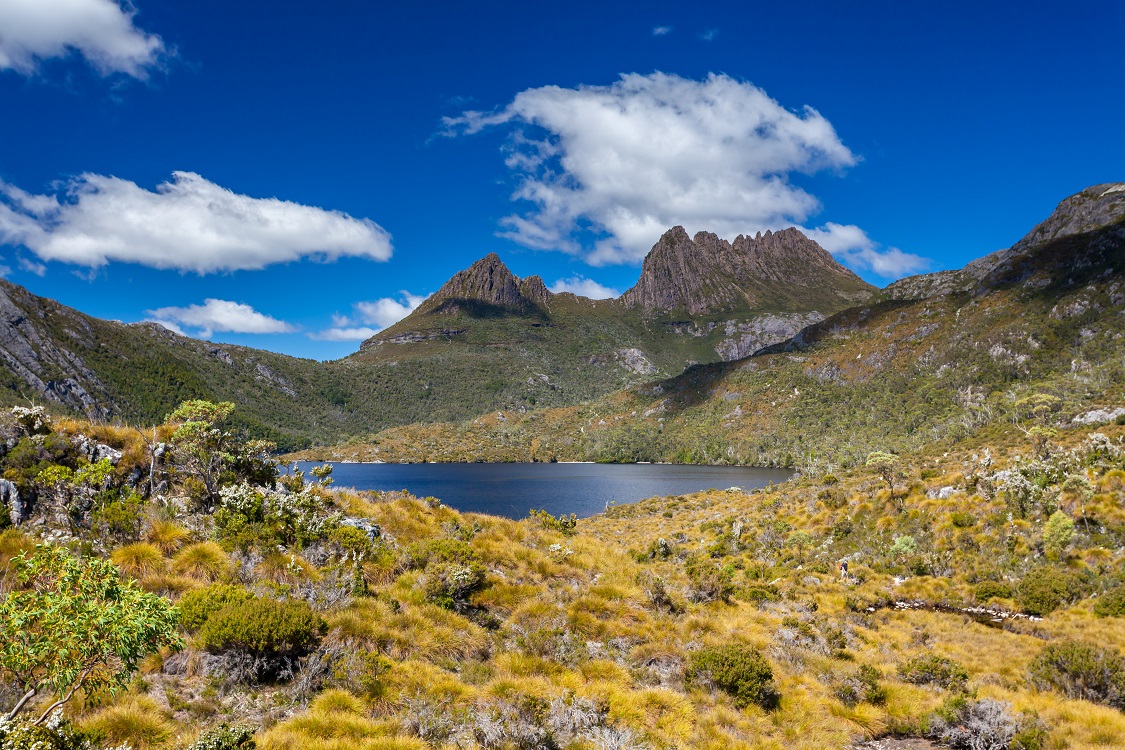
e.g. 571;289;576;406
0;171;393;273
446;72;928;279
549;276;621;299
311;292;428;341
802;222;930;277
446;73;856;264
652;26;672;36
146;299;296;338
0;0;164;77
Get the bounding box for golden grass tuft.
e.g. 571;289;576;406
81;694;178;750
171;541;233;582
146;518;191;555
111;542;167;580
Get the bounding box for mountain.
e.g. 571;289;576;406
295;183;1125;465
621;226;872;314
0;224;874;446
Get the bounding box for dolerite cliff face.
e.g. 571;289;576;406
621;227;875;315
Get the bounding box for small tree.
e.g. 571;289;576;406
1043;511;1075;561
0;545;182;724
786;531;814;563
866;451;900;498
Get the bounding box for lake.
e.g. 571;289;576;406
292;462;792;520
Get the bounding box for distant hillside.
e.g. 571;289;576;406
295;183;1125;467
0;225;875;446
348;228;874;420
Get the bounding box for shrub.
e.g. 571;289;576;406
178;583;256;632
927;696;1043;750
1042;511;1075;560
1093;586;1125;617
950;511;976;528
0;714;103;750
186;723;256;750
684;554;735;603
686;644;780;710
1017;566;1081;616
529;509;577;535
833;664;886;707
898;655;970;691
974;581;1013;602
1028;640;1125;710
90;489;145;543
197;597;325;658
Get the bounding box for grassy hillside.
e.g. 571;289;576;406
3;405;1125;749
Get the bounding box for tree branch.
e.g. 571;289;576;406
33;667;92;726
5;686;36;721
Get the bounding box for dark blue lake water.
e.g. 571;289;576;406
293;462;791;520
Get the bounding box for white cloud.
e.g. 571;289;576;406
801;222;930;278
652;26;672;36
311;291;427;341
447;72;930;280
446;73;858;265
17;256;46;276
0;0;164;77
146;299;296;338
549;276;621;299
0;171;393;273
700;29;719;42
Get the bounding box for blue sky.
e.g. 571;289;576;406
0;0;1122;359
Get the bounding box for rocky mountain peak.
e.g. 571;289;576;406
621;226;874;315
425;253;553;313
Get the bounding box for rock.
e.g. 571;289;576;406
1;479;23;526
339;517;382;542
1073;407;1125;425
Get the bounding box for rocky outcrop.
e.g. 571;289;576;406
714;313;826;360
1;478;23;526
621;227;874;315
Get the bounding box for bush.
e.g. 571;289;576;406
898;655;970;691
405;539;487;609
178;583;256;632
833;664;886;707
1093;586;1125;617
974;580;1013;602
529;508;577;535
950;511;976;528
197;597;325;658
186;723;256;750
684;554;735;603
1028;640;1125;710
1017;566;1082;616
927;696;1043;750
686;644;780;710
0;715;100;750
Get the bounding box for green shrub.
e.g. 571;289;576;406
898;655;969;691
684;554;735;603
834;664;886;707
974;580;1013;602
405;539;487;609
0;716;101;750
1017;566;1082;616
950;511;976;528
528;508;577;535
197;597;325;657
1028;640;1125;710
686;644;780;710
178;584;255;632
1093;586;1125;618
186;723;256;750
